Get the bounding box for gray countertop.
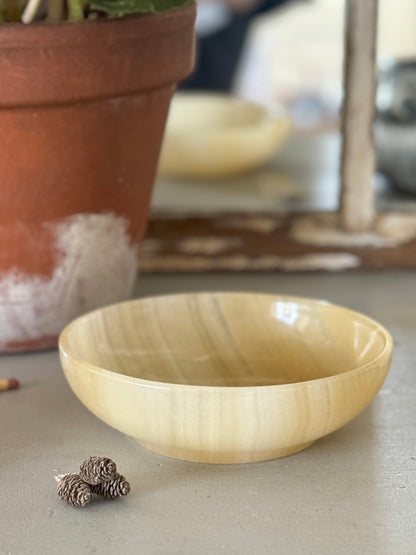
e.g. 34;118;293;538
152;133;416;215
1;272;415;555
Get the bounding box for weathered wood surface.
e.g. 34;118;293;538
140;212;416;273
339;0;379;232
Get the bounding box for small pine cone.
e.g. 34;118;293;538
91;473;130;499
79;456;117;485
57;474;92;508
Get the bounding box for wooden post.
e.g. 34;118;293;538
340;0;378;232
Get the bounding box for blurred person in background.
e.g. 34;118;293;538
181;0;296;92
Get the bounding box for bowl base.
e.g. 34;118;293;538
137;440;315;464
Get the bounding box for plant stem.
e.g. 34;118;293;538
47;0;65;22
21;0;43;23
68;0;87;21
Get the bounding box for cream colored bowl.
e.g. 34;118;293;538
158;94;291;179
59;293;392;464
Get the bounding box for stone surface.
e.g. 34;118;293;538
1;272;415;554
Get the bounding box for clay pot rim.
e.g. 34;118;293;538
0;1;195;46
0;1;196;107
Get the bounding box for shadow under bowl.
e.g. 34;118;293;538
59;292;392;463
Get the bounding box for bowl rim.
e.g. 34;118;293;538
59;291;393;392
166;92;290;132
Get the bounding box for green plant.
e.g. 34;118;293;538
0;0;189;23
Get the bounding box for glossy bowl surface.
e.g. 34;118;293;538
158;93;291;179
59;293;392;463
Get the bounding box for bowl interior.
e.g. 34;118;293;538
62;293;389;388
166;94;269;133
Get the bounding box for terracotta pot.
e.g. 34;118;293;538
0;3;196;352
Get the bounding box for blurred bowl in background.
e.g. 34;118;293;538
158;93;291;180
